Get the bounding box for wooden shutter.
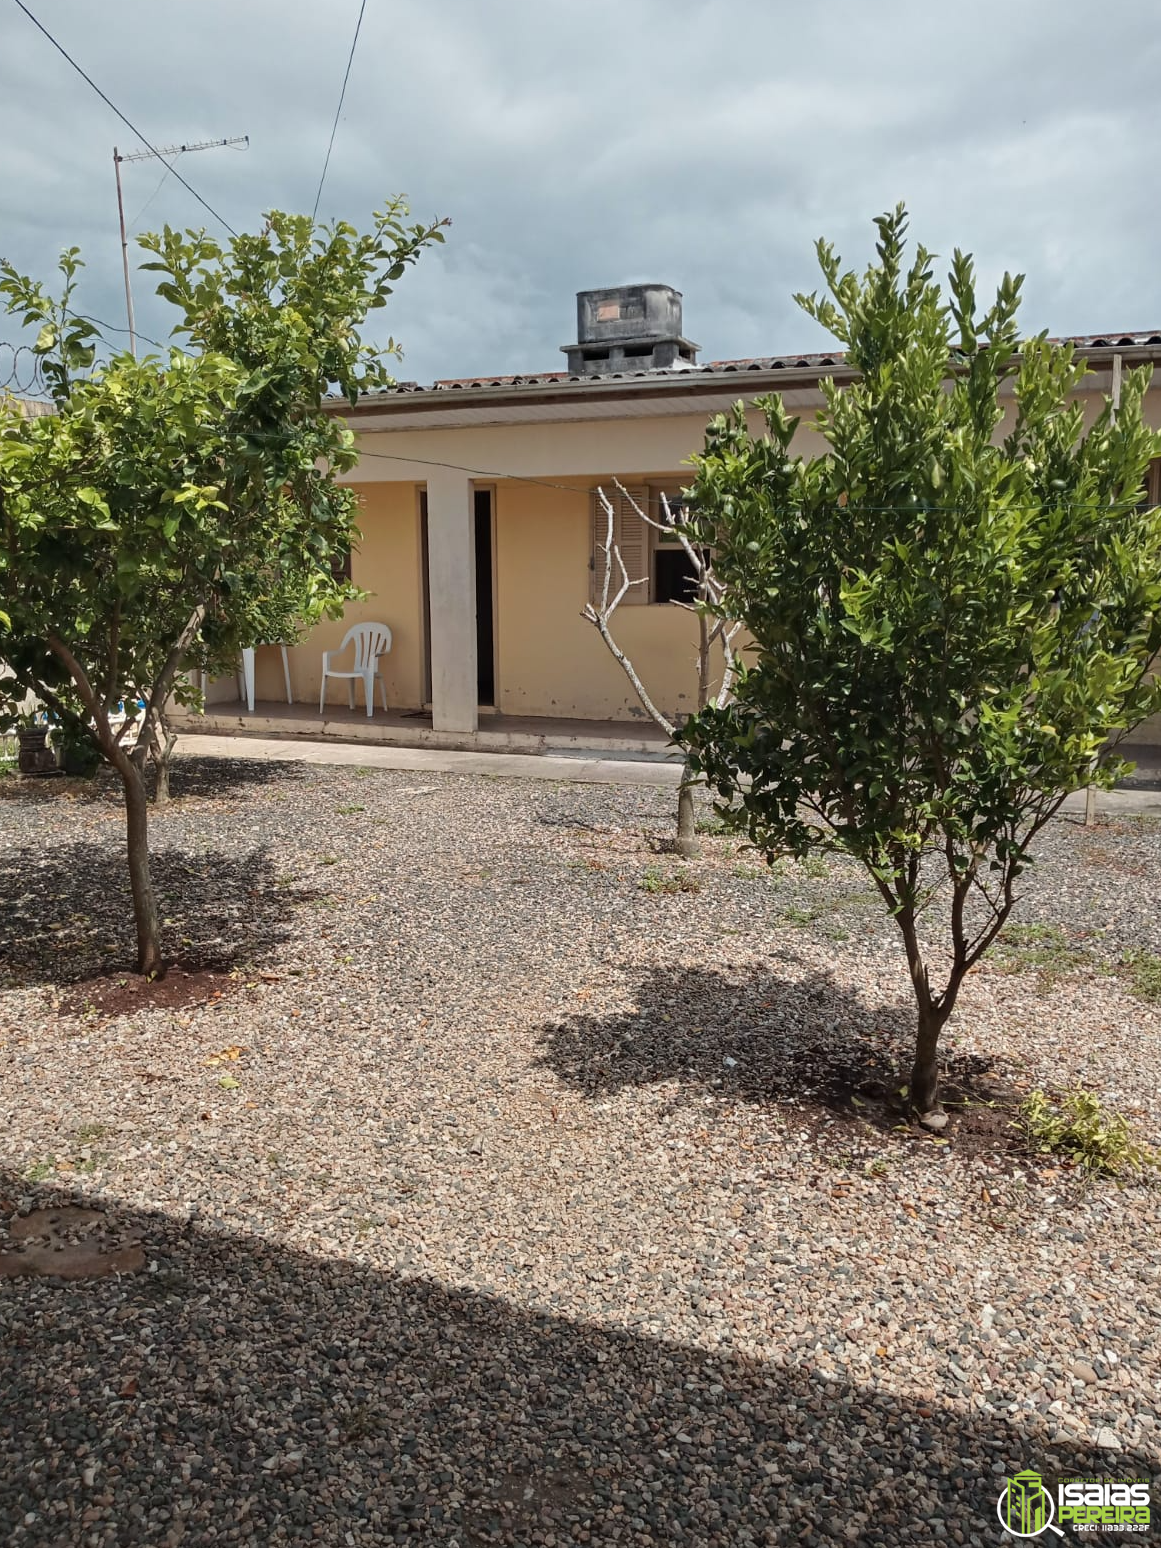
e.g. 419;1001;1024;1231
590;487;649;606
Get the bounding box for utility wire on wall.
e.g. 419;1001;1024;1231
312;0;367;221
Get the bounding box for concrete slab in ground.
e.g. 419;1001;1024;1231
175;733;1161;813
175;733;684;788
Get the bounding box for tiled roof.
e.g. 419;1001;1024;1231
363;332;1161;400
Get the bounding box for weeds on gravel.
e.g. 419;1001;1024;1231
1120;812;1161;833
1120;948;1161;1002
782;904;825;926
994;923;1092;987
73;1122;112;1143
336;804;365;815
732;862;767;881
639;865;701;895
1019;1088;1156;1177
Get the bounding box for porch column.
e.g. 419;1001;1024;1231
425;466;478;733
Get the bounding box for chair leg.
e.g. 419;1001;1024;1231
364;671;374;718
379;675;388;712
319;674;327;715
348;681;355;711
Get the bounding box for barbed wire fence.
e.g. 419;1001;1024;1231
0;340;50;398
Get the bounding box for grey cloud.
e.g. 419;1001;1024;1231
2;0;1160;386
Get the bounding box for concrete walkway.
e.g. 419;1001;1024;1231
175;731;1161;812
175;733;684;788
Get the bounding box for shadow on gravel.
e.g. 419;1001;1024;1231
165;754;310;801
0;1174;1149;1545
0;841;312;988
0;755;305;809
536;964;1022;1153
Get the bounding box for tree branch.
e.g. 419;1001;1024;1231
133;603;206;768
46;631;113;750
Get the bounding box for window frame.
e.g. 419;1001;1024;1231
646;482;700;606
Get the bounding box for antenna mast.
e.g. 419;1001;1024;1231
113;135;248;355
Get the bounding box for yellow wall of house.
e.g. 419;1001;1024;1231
246;481;426;709
215;373;1161;732
492;475;727;722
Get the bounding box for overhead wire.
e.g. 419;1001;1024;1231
318;444;1156;511
311;0;367;221
12;0;239;237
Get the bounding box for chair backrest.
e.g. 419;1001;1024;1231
341;622;392;670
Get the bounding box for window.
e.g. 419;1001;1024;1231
589;482;702;606
649;486;702;605
330;543;352;584
590;486;649;606
1137;458;1161;512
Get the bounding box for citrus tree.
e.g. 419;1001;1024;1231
678;207;1161;1115
0;200;445;976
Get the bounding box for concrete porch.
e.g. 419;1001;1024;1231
171;698;678;760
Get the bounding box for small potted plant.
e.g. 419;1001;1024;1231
14;709;57;776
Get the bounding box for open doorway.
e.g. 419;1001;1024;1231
474;488;495;706
419;487;496;709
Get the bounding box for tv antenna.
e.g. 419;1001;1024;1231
114;135;248;355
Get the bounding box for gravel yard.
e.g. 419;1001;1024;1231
1;755;1159;1546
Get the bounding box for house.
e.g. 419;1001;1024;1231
190;287;1161;752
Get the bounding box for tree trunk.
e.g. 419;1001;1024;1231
675;775;698;858
151;724;176;806
116;755;164;977
910;1002;947;1114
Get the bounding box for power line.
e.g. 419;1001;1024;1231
12;0;238;238
78;315;169;352
311;0;366;222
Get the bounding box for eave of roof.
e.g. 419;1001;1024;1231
330;331;1161;421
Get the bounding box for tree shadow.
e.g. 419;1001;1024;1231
0;840;315;987
0;755;306;809
535;963;1020;1150
0;1172;1149;1545
164;753;311;800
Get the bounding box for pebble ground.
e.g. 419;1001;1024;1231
1;757;1159;1545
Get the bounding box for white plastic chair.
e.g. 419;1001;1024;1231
319;623;392;717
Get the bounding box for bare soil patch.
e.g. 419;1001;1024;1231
60;962;250;1018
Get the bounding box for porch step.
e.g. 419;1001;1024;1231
170;707;678;762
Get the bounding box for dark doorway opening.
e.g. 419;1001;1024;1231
419;491;432;707
475;488;495;706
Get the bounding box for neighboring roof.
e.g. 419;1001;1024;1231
340;330;1161;409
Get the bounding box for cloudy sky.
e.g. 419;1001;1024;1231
2;0;1159;387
